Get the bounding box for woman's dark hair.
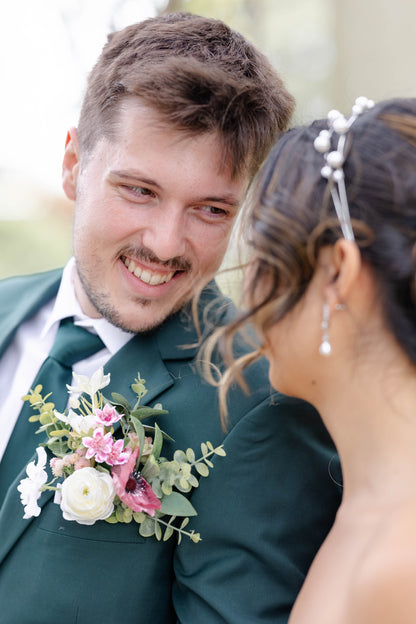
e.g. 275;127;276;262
211;97;416;421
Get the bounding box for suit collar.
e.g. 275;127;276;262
154;280;233;360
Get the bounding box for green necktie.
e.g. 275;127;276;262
0;317;104;503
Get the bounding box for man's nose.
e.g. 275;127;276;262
141;205;187;262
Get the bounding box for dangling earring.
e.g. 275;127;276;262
319;303;331;356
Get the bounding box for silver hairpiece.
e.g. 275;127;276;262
313;96;375;241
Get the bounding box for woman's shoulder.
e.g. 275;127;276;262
347;504;416;624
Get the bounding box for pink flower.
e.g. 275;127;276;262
50;457;65;477
127;432;140;450
82;428;113;463
63;453;77;467
111;449;161;516
74;457;90;471
106;439;132;466
94;404;122;427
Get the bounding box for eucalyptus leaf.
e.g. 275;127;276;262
131;416;145;464
195;463;210;477
131;383;148;399
108;392;131;414
141;455;160;480
174;450;187;464
48;429;70;438
40;402;56;412
139;517;156;537
160;491;197;517
155;522;162;541
214;447;226;457
150;423;163;461
186;448;195;463
162;482;173;496
47;441;69;457
187;475;199;488
142;424;174;442
131;406;168;421
163;525;174;541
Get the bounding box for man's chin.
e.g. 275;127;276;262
75;266;201;333
94;296;192;334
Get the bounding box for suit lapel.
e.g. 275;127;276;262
0;271;62;563
0;269;62;357
104;331;175;406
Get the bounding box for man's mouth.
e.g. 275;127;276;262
122;257;176;285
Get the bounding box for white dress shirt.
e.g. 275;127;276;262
0;258;134;460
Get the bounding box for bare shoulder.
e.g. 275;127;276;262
346;508;416;624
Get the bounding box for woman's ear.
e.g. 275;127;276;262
324;239;362;310
62;127;80;201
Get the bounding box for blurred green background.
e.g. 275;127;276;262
1;0;415;281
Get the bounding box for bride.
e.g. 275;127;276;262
216;96;416;623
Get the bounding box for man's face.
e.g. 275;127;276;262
62;100;247;333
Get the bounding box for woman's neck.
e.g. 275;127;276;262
317;354;416;513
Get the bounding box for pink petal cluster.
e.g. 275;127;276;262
82;428;113;462
106;439;132;466
82;429;132;466
94;404;122;427
50;451;90;476
111;449;161;516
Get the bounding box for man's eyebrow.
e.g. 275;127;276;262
109;170;162;189
202;196;241;208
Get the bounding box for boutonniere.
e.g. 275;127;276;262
17;368;225;543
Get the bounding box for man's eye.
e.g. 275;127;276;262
128;186;153;196
202;206;227;216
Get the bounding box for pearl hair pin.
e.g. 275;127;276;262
313;96;375;241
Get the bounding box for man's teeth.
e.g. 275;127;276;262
123;258;175;285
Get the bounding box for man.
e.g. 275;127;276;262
0;13;341;623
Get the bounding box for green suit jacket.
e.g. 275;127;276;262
0;270;342;623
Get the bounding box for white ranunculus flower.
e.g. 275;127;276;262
60;467;115;525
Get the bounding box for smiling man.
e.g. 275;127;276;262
65;100;247;333
0;12;341;624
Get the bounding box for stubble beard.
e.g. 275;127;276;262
74;258;195;334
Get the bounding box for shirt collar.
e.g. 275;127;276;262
41;258;133;355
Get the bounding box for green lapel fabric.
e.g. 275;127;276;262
0;269;62;357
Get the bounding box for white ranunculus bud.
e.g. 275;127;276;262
60;467;115;525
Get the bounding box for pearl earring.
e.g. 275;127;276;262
319;303;332;356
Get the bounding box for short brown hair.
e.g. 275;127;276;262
77;12;295;179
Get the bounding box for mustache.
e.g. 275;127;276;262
121;245;192;273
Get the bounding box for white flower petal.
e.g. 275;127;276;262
66;368;111;398
17;447;48;519
60;467;115;525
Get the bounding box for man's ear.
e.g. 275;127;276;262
62;127;80;201
324;239;362;310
